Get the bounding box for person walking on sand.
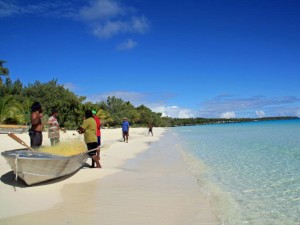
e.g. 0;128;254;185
77;110;101;168
92;110;101;162
29;101;44;148
48;108;60;146
122;117;130;143
148;123;153;136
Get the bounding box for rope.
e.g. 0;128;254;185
13;150;22;191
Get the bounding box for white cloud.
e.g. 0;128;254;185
78;0;149;39
0;1;76;18
116;39;137;50
0;0;149;39
91;16;148;38
83;89;300;118
93;20;124;38
178;109;194;118
63;82;79;92
130;16;149;33
199;95;300;118
151;105;195;118
86;92;193;118
79;0;122;21
220;111;236;119
0;1;19;17
87;89;195;118
256;110;265;118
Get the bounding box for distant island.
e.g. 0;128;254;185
171;116;299;127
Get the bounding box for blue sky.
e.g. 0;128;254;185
1;0;300;118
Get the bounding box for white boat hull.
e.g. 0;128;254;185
1;149;89;185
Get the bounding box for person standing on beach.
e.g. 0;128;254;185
148;123;153;136
77;110;101;168
48;108;60;146
122;117;130;143
29;101;44;148
92;110;101;162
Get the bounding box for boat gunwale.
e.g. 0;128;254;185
0;124;29;134
1;149;88;160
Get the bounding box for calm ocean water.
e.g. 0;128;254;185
172;119;300;225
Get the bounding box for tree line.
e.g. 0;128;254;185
0;77;297;129
0;77;172;128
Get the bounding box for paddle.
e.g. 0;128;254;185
8;132;34;151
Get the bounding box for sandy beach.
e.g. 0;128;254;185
0;127;219;225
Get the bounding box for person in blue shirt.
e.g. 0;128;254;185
122;117;130;143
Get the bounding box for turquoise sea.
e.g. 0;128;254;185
171;119;300;225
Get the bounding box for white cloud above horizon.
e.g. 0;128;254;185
197;95;300;118
151;105;195;118
84;90;196;118
55;85;300;118
80;89;300;118
256;110;265;118
63;82;80;92
220;111;236;119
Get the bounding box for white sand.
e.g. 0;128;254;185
0;127;220;225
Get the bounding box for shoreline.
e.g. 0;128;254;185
0;127;219;225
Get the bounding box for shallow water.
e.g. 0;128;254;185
172;119;300;225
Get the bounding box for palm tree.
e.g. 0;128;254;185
0;95;26;124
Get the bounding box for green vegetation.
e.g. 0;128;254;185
0;77;298;129
0;78;166;128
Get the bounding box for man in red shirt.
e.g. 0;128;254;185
92;110;101;167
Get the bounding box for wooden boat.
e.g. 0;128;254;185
0;124;29;134
1;149;89;185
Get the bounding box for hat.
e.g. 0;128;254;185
123;117;127;120
92;110;96;115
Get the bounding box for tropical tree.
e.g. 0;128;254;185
0;95;26;124
136;104;155;125
24;79;86;129
0;77;13;97
96;109;114;127
106;96;128;126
